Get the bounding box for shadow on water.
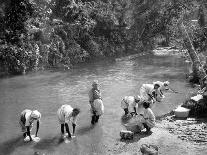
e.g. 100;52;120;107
0;135;31;155
76;125;95;136
33;135;63;152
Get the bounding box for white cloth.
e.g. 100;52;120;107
143;108;155;128
24;110;33;127
57;105;77;124
191;94;203;102
140;84;154;101
91;99;104;116
121;96;138;112
20;109;37;133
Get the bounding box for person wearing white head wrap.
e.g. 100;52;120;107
121;95;141;116
152;81;171;101
88;80;104;124
57;105;80;138
19;109;41;141
140;83;160;103
153;81;170;91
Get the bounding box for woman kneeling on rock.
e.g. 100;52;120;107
140;101;155;133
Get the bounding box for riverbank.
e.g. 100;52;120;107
107;121;207;155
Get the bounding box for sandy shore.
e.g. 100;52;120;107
107;122;207;155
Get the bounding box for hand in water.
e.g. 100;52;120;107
71;134;76;138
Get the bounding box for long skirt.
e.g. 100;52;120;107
91;99;104;116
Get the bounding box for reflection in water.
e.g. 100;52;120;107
76;125;95;136
33;135;63;152
0;135;30;155
0;54;193;154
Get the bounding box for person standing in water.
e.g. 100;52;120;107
88;80;104;124
57;104;80;138
121;95;141;115
19;109;41;141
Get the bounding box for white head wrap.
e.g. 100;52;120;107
31;110;41;119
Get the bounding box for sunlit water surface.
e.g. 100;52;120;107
0;54;194;155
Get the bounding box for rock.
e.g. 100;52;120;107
34;152;40;155
140;144;158;155
120;130;134;140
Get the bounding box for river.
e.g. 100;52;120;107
0;54;194;155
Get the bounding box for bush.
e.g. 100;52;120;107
182;95;207;117
0;42;39;74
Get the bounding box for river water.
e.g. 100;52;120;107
0;54;194;155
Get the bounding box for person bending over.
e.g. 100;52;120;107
19;109;41;141
57;104;80;138
121;95;141;116
140;83;160;104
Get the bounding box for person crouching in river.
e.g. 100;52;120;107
19;109;41;141
140;101;155;133
57;105;80;139
121;95;141;116
88;80;104;124
140;83;160;105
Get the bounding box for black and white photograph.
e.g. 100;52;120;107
0;0;207;154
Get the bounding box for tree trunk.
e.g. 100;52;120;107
179;22;206;84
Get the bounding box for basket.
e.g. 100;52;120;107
174;106;190;118
120;130;134;140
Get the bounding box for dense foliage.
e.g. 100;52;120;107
0;0;207;75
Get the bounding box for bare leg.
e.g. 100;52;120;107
61;124;64;135
95;115;99;123
65;123;71;138
91;115;96;124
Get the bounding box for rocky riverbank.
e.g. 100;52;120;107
107;119;207;155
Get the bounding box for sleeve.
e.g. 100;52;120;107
121;97;129;108
131;98;137;108
149;109;155;121
25;113;31;126
89;89;94;102
71;116;77;124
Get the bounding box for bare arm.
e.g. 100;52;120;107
26;126;32;141
35;120;40;137
72;123;76;135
